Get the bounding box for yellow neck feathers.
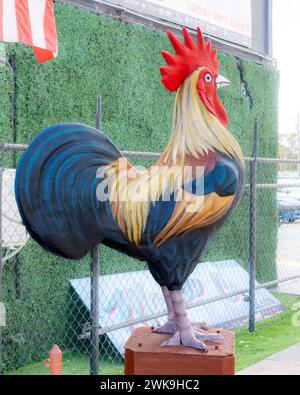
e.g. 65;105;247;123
106;69;244;244
158;69;244;167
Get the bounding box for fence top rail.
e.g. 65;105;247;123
1;142;299;165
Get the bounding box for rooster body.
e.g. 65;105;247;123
15;28;245;350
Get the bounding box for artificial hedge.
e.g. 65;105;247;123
0;2;278;371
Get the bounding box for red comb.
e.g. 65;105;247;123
160;27;220;92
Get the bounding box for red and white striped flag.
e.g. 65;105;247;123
0;0;58;63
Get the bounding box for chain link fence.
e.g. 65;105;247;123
1;140;300;375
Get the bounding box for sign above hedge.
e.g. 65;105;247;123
106;0;252;47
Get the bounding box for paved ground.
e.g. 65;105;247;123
238;343;300;375
238;204;300;376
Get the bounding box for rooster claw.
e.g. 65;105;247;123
152;320;177;334
161;331;181;346
191;321;209;331
194;329;224;344
161;331;208;352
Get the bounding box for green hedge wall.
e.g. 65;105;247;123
0;2;278;371
0;64;14;166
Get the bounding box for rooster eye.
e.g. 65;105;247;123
204;73;212;83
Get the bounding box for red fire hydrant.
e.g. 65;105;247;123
44;345;62;375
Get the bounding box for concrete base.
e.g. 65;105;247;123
124;326;235;375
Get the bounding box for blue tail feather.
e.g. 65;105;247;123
15;123;122;259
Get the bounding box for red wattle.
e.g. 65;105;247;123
199;91;228;128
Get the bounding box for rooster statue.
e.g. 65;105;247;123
15;27;245;351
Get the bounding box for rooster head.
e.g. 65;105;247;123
160;27;230;128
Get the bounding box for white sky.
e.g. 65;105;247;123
273;0;300;134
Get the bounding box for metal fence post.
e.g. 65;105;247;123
95;95;101;131
249;119;258;332
90;96;101;375
90;245;99;375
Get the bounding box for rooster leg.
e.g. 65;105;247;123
153;286;177;334
161;289;208;351
162;290;223;351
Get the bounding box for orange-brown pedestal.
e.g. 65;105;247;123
124;326;235;375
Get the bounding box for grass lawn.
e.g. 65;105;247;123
8;354;123;375
8;293;300;375
236;310;300;371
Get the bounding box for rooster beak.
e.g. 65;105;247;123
215;74;231;89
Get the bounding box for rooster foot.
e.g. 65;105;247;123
161;331;208;352
191;321;210;331
153;320;177;334
194;329;224;344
